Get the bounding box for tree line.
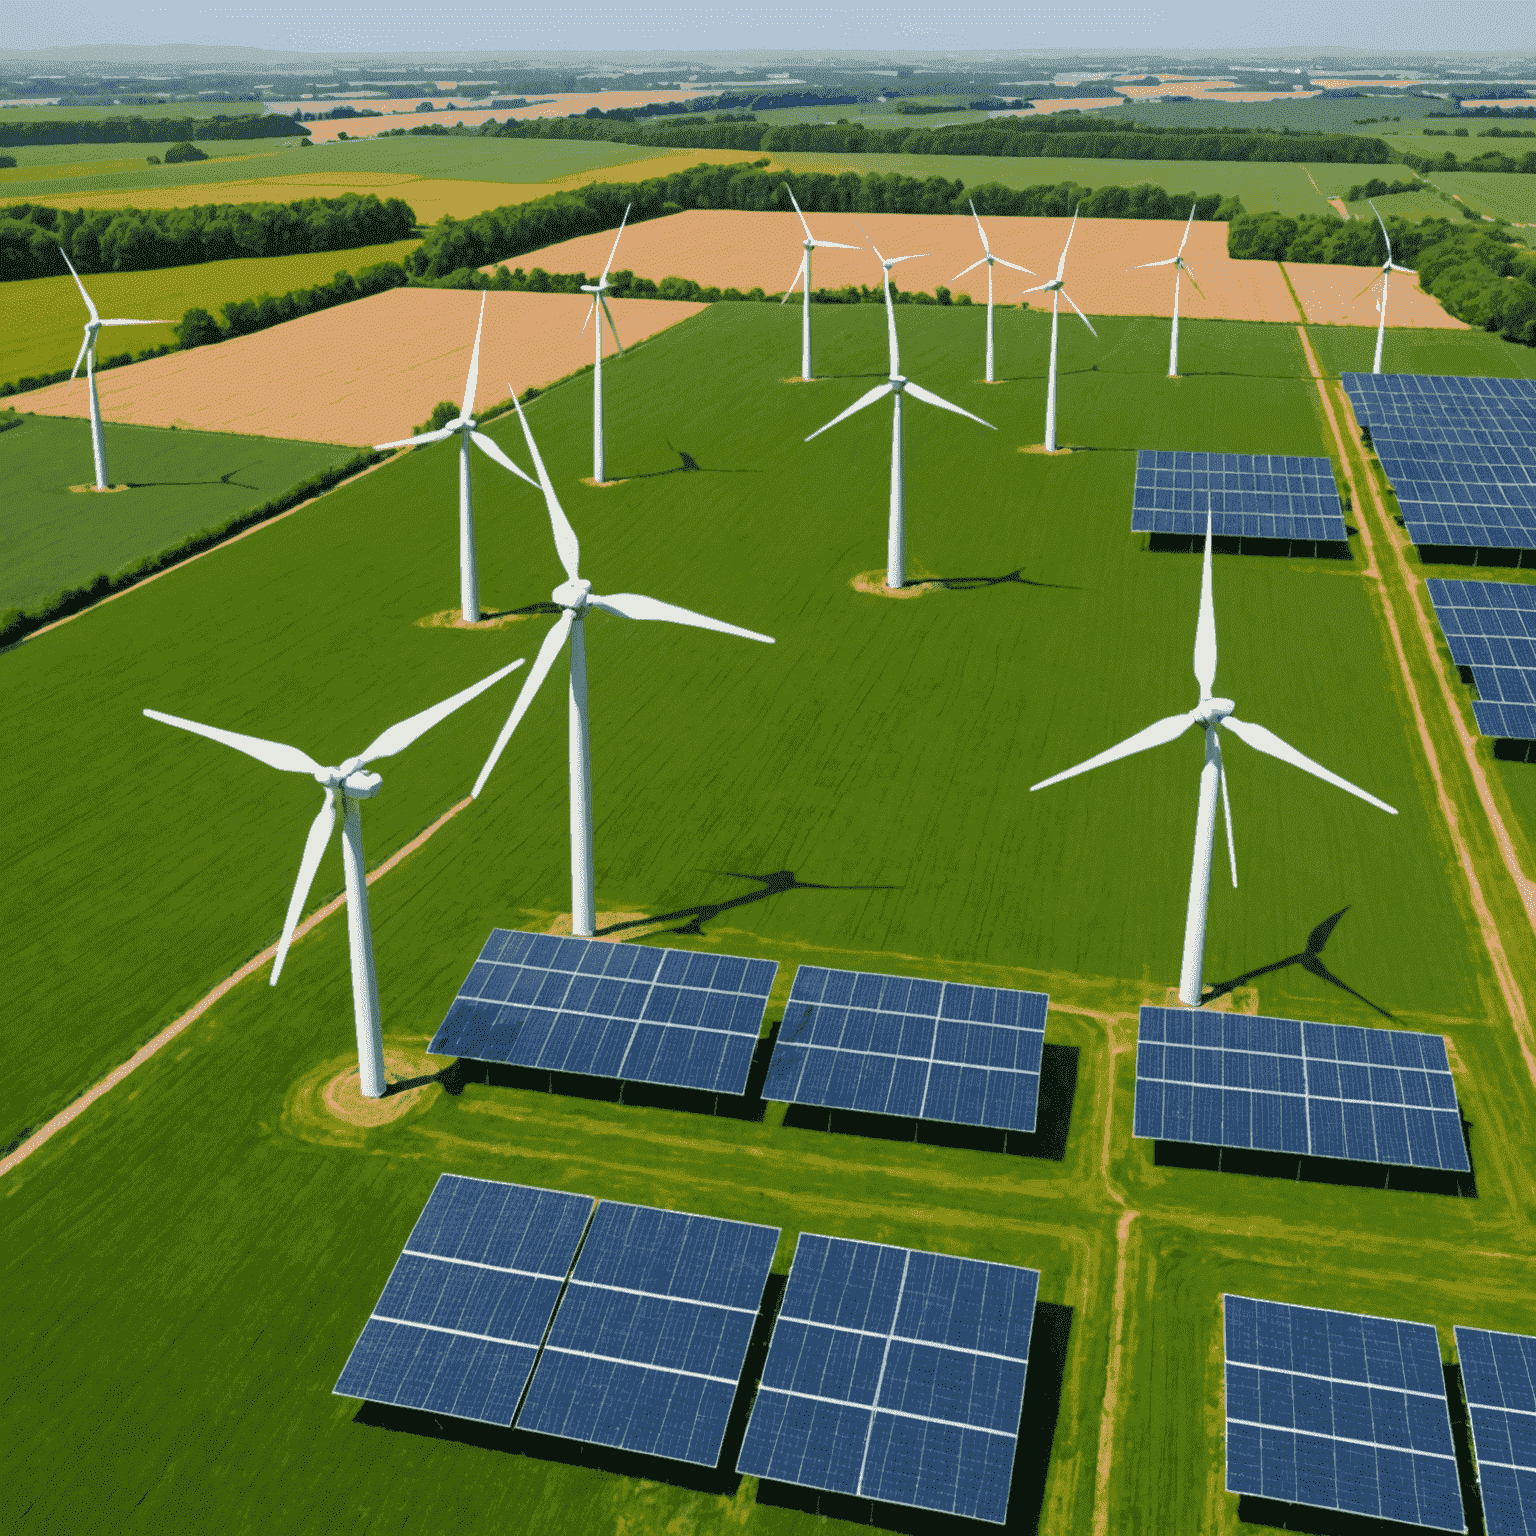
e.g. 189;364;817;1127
1401;146;1536;174
408;161;1240;281
0;194;417;281
0;113;308;147
1227;211;1536;345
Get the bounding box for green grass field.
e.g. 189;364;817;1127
1342;187;1456;222
1429;169;1536;226
2;238;421;386
0;416;355;609
0;99;269;122
0;138;266;170
4;303;1535;1536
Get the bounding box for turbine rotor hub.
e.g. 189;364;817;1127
1197;697;1235;724
890;375;908;392
553;578;592;610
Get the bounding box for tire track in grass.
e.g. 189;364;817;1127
1297;325;1536;1086
0;794;472;1180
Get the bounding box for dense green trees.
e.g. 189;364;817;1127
162;141;207;163
0;194;417;281
0;113;306;147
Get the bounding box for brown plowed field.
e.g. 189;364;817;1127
1282;262;1468;329
485;209;1303;323
6;289;706;446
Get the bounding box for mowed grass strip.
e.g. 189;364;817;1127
3;238;421;385
1430;170;1536;227
0;417;356;609
0;303;1492;1152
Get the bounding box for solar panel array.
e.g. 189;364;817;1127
428;929;779;1096
1224;1294;1466;1532
1454;1326;1536;1536
737;1233;1039;1525
333;1175;593;1426
1342;373;1536;552
1426;579;1536;741
1133;1007;1469;1172
763;966;1049;1133
518;1202;779;1466
1131;450;1348;542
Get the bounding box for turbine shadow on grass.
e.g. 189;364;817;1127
1235;1363;1486;1535
924;568;1078;592
351;1273;789;1500
755;1301;1073;1536
599;869;898;940
382;1058;470;1098
1202;907;1393;1019
781;1044;1079;1162
120;466;261;490
613;440;764;480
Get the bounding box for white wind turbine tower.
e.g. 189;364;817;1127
473;389;774;938
805;233;995;590
950;199;1033;383
144;658;526;1097
1021;208;1097;453
1360;200;1417;375
1029;512;1397;1006
374;293;535;624
779;184;857;380
582;203;632;483
60;247;166;491
1131;204;1205;378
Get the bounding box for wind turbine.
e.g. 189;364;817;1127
143;657;526;1097
374;293;535;624
1357;201;1416;375
59;247;166;491
804;233;995;590
472;388;774;938
1131;204;1204;379
779;184;857;381
1021;208;1097;453
950;199;1033;383
582;203;631;484
1029;512;1397;1006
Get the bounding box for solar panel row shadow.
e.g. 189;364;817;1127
428;929;779;1095
1454;1325;1536;1536
333;1175;594;1426
1134;1007;1468;1172
519;1202;780;1467
737;1233;1039;1525
1427;579;1536;742
1225;1294;1466;1532
763;966;1049;1133
1131;449;1347;541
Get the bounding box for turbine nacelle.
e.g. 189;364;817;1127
580;282;607;295
890;374;909;392
1196;697;1235;725
553;577;593;610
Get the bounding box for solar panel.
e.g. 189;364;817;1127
334;1174;593;1425
1225;1295;1466;1531
1133;1007;1469;1172
1427;579;1536;741
1131;449;1348;542
428;929;779;1095
736;1233;1039;1525
1344;374;1536;449
517;1201;779;1466
1454;1326;1536;1536
762;965;1049;1133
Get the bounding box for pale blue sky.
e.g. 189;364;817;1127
4;2;1533;60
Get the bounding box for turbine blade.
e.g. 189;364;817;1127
270;789;337;986
59;245;97;321
782;255;807;303
470;429;537;486
462;291;485;418
854;218;883;265
951;258;987;281
1056;206;1080;280
1215;735;1237;888
1390;262;1415;275
812;239;859;250
885;282;900;375
581;296;595;334
784;183;814;241
600;204;631;283
374;425;455;451
806;383;893;441
1133;257;1178;269
1185;270;1207;300
143;708;320;775
360;657;526;765
1370;199;1392;262
1020;281;1052;296
886;253;928;267
994;257;1034;275
1221;716;1398;815
587;591;774;643
1195;510;1217;699
509;386;580;581
99;317;166;326
1030;710;1199;792
904;381;996;430
1062;289;1098;337
70;335;90;381
472;610;575;798
600;294;624;355
1352;274;1383;301
1178;203;1196;257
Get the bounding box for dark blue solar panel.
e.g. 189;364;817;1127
517;1202;778;1466
763;966;1049;1132
1225;1295;1465;1532
737;1233;1039;1525
1427;579;1536;741
1344;374;1536;449
1454;1326;1536;1536
1134;1007;1468;1172
334;1175;593;1424
428;929;779;1095
1130;449;1348;541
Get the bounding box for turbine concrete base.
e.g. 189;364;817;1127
1158;985;1260;1015
850;570;943;600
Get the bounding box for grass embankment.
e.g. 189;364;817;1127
0;418;357;611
